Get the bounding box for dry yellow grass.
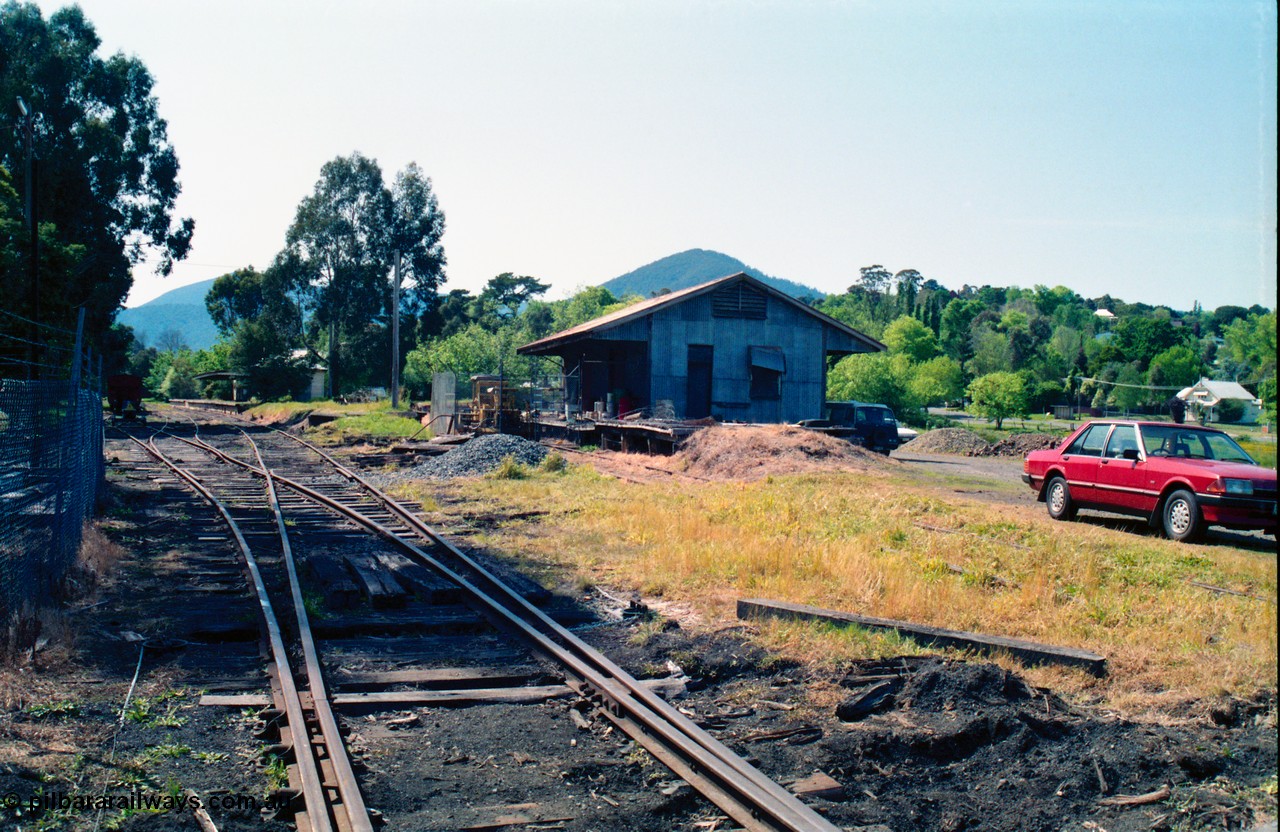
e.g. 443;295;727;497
422;463;1277;711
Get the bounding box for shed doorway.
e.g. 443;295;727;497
686;344;712;418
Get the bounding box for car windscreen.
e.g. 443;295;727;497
1066;423;1109;457
855;407;894;425
1139;425;1256;464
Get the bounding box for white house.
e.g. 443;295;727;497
1176;378;1263;424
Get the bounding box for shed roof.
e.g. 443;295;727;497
517;272;884;355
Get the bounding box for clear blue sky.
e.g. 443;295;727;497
38;0;1278;311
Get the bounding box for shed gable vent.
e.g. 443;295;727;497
711;283;767;319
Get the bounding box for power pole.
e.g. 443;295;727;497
391;251;402;409
16;97;39;377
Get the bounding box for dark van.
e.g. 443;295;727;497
798;401;900;454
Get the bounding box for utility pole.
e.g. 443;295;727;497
391;251;402;410
16;97;39;376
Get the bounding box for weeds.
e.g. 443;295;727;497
24;699;80;719
627;617;668;648
262;753;289;794
539;451;568;473
488;454;529;480
192;750;229;765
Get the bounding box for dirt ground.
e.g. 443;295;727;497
2;424;1276;832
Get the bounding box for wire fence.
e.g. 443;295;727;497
0;311;102;621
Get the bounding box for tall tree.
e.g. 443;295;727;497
854;264;893;296
894;269;923;315
388;162;447;315
0;2;193;347
477;273;550;324
286;153;392;395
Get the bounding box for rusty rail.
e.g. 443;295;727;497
174;424;841;832
126;431;371;832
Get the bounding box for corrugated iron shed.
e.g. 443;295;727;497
517;272;883;423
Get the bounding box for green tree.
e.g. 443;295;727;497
286;153;392;395
909;356;965;407
388;162;447;314
939;297;985;360
403;322;536;396
476;273;550;324
1222;312;1276;380
552;286;621;330
1111;317;1184;370
855;264;893;295
207;266;278;335
966;326;1014;376
1147;345;1202;390
881;315;939;362
0;3;193;345
827;352;923;425
966;372;1028;429
894;268;923;315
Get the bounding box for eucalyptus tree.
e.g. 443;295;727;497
0;2;193;344
286;153;393;394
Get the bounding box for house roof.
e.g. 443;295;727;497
517;272;884;355
1177;378;1261;404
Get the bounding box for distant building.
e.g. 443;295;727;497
1094;309;1116;320
292;349;327;401
517;272;883;423
1176;378;1263;424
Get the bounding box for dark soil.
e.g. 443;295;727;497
587;620;1278;832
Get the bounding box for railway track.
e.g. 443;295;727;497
110;411;843;832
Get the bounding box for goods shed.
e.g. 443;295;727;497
517;272;883;424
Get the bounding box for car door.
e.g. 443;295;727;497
1095;424;1150;512
1060;423;1111;504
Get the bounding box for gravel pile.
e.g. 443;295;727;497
387;434;548;481
971;432;1061;457
906;428;991;455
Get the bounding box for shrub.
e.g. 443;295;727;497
489;454;529;480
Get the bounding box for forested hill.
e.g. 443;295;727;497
600;249;822;300
117;279;219;350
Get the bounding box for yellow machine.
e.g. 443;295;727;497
466;375;523;430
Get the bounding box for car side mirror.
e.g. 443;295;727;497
1122;448;1140;461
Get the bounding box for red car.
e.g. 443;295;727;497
1023;421;1277;541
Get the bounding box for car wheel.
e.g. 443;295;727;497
1162;489;1203;542
1045;476;1076;520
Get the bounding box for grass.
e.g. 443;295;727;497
1235;436;1277;468
433;464;1277;712
244;398;391;422
307;411;424;445
241;398;425;445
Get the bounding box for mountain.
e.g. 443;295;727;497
117;278;219;350
600;249;823;300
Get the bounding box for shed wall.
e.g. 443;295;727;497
647;293;830;422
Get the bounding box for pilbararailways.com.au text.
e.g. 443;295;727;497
4;789;283;814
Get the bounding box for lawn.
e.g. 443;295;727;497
242;399;425;444
403;460;1277;713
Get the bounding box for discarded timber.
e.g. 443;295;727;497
344;553;410;608
332;666;542;692
375;552;461;603
307;555;360;610
737;598;1107;676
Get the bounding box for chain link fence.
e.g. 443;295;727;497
0;311;103;620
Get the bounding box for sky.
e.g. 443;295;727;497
36;0;1278;312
